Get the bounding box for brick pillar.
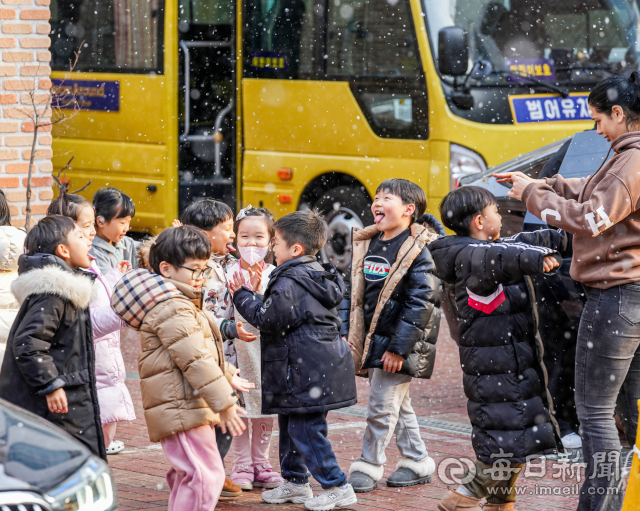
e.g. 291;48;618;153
0;0;52;229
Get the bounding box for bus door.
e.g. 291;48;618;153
178;0;236;212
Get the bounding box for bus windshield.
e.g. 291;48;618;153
424;0;640;85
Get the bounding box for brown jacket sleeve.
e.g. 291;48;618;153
153;301;237;414
546;174;589;201
522;172;634;238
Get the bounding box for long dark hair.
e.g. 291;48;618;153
589;71;640;129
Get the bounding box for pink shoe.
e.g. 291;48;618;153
253;462;285;489
231;465;254;491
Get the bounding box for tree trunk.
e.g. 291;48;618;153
24;124;38;232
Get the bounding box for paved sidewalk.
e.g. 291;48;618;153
113;322;582;511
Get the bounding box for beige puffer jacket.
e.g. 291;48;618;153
0;226;26;352
111;268;237;442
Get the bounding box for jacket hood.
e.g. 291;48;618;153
272;255;345;309
0;226;25;272
429;235;479;284
612;131;640;153
12;254;98;309
111;268;201;329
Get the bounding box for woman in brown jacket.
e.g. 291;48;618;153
497;73;640;511
111;226;253;511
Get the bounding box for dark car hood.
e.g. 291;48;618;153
0;399;90;492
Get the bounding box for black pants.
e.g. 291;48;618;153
215;425;232;461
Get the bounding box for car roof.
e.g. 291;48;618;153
557;130;611;178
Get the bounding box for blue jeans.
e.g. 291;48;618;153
575;284;640;511
278;412;348;489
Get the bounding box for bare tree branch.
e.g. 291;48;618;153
24;49;83;230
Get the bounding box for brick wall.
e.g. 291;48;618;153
0;0;52;228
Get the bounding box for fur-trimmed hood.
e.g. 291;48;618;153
12;254;98;309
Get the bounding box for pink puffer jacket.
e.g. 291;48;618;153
88;261;136;425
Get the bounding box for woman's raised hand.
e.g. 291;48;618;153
493;172;544;202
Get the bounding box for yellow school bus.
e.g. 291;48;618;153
51;0;635;270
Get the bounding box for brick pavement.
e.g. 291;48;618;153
113;322;582;511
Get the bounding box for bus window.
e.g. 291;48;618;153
325;0;428;140
325;0;422;78
50;0;163;72
426;0;640;89
243;0;318;78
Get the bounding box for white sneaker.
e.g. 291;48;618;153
261;481;313;504
304;484;357;511
562;432;582;450
106;440;125;454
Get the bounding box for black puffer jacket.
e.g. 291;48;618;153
429;230;569;464
339;223;441;379
0;254;106;460
233;255;357;415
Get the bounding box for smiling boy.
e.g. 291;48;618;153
0;215;107;459
339;178;442;492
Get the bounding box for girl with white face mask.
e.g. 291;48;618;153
225;206;284;491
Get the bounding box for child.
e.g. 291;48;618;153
0;215;106;459
0;189;26;360
48;188;136;455
90;187;138;275
179;198;256;500
110;226;253;511
340;178;441;492
429;186;567;511
230;209;358;511
179;199;254;344
226;206;284;490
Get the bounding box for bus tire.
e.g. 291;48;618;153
312;186;373;273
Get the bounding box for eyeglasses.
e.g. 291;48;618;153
177;265;213;280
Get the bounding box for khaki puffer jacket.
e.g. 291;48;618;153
111;269;237;442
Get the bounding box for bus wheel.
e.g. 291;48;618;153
313;186;373;274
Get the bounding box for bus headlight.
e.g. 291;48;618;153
45;457;117;511
450;144;487;189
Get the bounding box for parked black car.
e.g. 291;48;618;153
458;130;612;438
0;397;117;511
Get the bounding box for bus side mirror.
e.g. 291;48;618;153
438;26;469;76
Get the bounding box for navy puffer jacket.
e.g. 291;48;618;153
233;256;357;415
429;229;568;464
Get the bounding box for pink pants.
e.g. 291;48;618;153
231;417;274;468
160;425;225;511
103;423;117;447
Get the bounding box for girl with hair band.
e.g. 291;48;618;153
226;206;285;490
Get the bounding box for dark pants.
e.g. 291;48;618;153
575;284;640;511
279;412;347;489
215;425;232;461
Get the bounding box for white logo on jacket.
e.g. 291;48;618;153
585;206;614;236
541;208;561;224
